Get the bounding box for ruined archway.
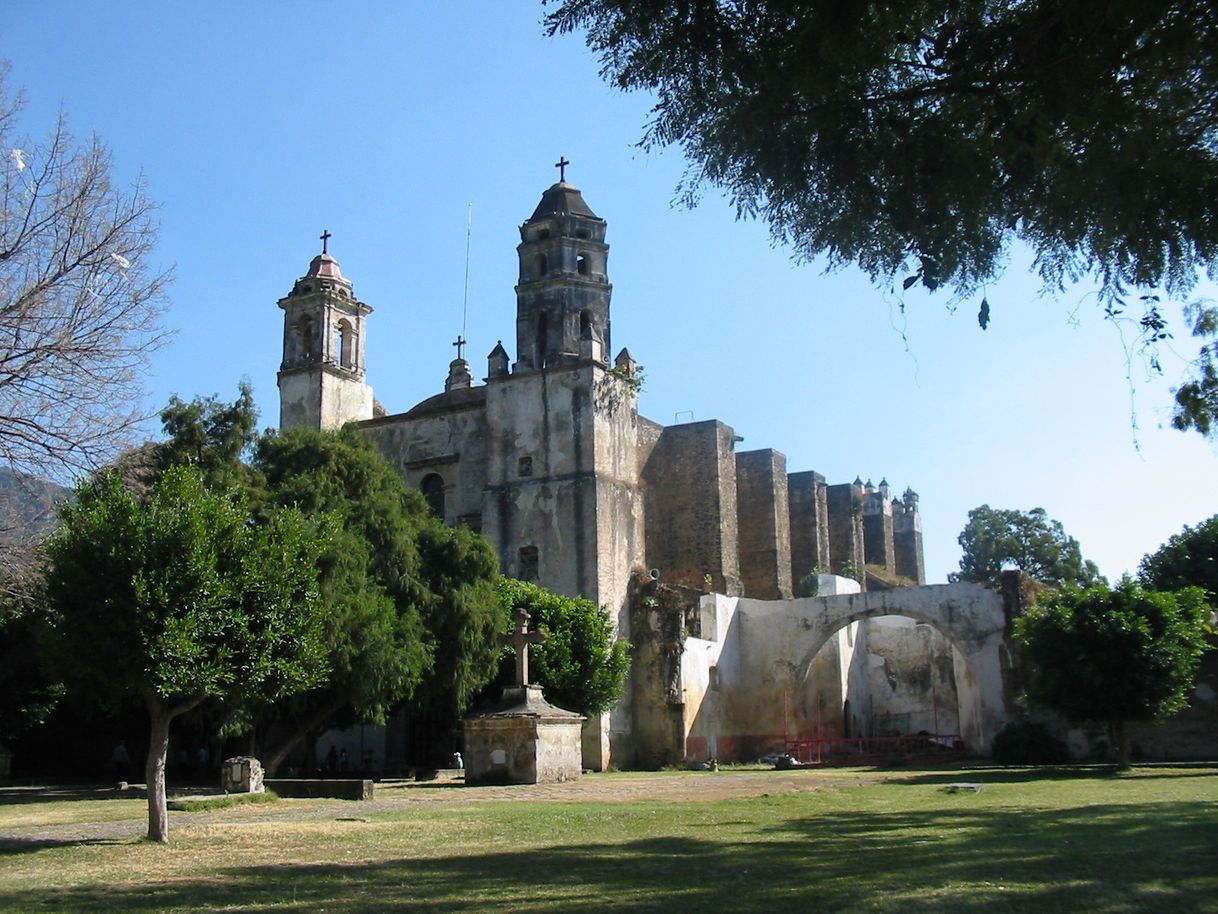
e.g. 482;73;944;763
675;582;1017;763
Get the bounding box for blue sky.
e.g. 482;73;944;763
6;1;1216;584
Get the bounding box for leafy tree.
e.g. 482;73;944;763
950;505;1101;588
246;427;434;773
546;1;1218;435
155;383;260;489
42;465;329;842
249;427;504;770
497;578;630;715
407;520;506;754
1016;580;1211;767
0;64;169;479
1139;513;1218;607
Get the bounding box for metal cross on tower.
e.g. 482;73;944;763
503;607;547;688
320;229;332;254
452;335;467;361
555;156;570;182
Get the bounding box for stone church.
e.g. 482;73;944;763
276;173;933;769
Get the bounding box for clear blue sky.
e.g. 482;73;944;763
7;1;1217;584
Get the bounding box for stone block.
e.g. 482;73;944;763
221;756;265;793
264;778;374;800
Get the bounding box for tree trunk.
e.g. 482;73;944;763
145;698;171;844
143;691;206;844
263;698;346;776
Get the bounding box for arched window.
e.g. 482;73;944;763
518;546;539;583
537;253;548;276
296;314;314;362
579;310;592;340
421;474;445;520
536;312;548;369
337;319;354;369
576;253;589;275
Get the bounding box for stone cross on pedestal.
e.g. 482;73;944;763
503;607;547;687
452;334;467;361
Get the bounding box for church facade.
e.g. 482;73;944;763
276;175;929;768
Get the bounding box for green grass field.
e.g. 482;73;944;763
1;766;1215;912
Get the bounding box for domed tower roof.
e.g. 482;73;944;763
305;251;345;282
528;180;602;222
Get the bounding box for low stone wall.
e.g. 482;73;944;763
265;778;374;800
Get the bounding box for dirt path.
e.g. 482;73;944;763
0;769;844;848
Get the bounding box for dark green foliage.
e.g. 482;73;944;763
547;1;1218;437
157;382;258;473
990;720;1068;766
44;466;329;707
249;427;502;769
0;603;63;742
1015;579;1211;766
1139;513;1218;609
951;505;1101;588
411;523;506;725
498;578;630;715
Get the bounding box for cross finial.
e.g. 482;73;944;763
502;607;547;688
320;229;332;255
555;156;570;182
452;334;466;361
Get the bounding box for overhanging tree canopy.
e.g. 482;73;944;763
546;1;1218;435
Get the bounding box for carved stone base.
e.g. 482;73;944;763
462;686;585;785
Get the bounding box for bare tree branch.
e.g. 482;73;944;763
0;63;171;482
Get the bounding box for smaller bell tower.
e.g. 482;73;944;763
277;231;374;430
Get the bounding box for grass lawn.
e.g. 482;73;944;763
1;766;1215;912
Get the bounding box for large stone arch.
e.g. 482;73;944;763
788;584;1015;752
678;581;1019;761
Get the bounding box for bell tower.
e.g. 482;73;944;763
513;159;612;370
277;232;375;430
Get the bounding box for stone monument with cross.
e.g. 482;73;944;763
462;607;585;785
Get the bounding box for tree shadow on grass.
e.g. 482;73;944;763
0;785;142;805
0;834;131;855
3;800;1215;913
887;765;1218;787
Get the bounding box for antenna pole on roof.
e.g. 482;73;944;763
461;203;472;344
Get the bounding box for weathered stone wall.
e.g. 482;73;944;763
788;471;829;596
641;420;742;595
278;366;375;431
863;496;896;572
679;582;1017;759
482;367;600;600
894;506;925;583
827;483;866;578
360;397;488;527
862;616;960;736
630;579;688;768
734;449;793;600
